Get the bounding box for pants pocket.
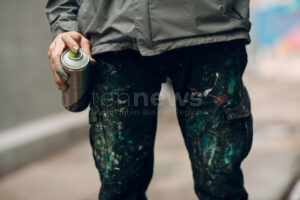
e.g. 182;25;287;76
218;103;253;174
222;86;251;120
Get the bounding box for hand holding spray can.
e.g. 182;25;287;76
56;49;91;112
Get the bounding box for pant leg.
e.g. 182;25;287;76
170;40;253;199
88;50;162;200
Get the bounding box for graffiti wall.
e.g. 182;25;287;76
250;0;300;78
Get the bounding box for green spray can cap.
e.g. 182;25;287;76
61;49;89;71
69;50;81;59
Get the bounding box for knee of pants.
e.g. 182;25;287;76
93;144;154;188
189;115;253;176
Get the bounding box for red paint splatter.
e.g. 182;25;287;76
210;94;229;105
129;146;135;151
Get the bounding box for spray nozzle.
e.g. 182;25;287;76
69;49;82;60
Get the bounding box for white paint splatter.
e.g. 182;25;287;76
203;88;213;96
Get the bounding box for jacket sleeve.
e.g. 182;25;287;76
45;0;80;39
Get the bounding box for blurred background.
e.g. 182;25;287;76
0;0;300;199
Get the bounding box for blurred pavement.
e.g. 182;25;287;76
0;73;300;200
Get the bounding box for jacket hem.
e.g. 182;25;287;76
91;31;250;56
91;42;139;56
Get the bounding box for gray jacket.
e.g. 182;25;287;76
46;0;251;56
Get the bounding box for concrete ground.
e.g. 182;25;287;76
0;74;300;200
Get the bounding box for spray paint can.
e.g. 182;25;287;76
56;49;90;112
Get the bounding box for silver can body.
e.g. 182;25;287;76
60;49;90;112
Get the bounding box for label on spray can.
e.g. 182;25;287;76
58;49;90;112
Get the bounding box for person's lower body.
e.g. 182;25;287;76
88;40;253;200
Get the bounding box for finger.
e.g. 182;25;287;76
53;37;68;76
49;37;66;76
54;72;68;91
51;60;65;91
51;64;68;91
61;34;79;53
69;31;82;41
80;37;96;64
49;37;65;64
56;68;69;82
54;36;67;55
49;36;68;91
52;51;68;80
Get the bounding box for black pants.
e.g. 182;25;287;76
88;40;253;200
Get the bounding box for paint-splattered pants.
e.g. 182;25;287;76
88;40;253;200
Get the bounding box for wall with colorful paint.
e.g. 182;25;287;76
249;0;300;78
251;0;300;52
